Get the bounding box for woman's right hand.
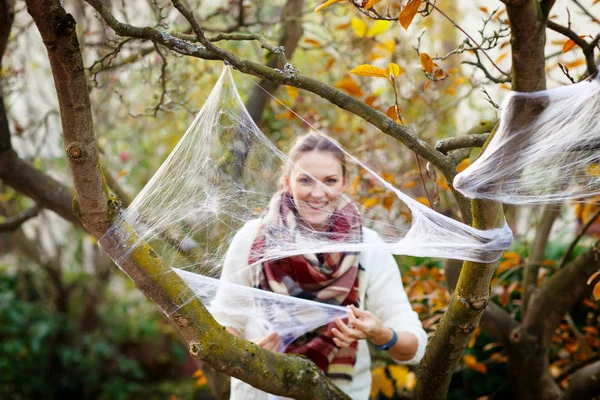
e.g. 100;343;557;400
252;332;281;352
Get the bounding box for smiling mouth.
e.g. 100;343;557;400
305;201;329;211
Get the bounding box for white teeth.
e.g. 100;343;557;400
306;201;328;210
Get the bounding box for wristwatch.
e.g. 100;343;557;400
371;328;398;351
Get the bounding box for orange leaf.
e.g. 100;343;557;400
386;105;399;120
463;354;488;374
364;0;381;10
399;0;421;30
402;180;418;189
304;38;321;46
479;6;488;13
116;170;128;180
588;271;600;285
503;251;520;260
423;80;431;92
314;0;344;13
562;39;577;53
456;158;471;173
420;53;434;74
565;59;585;68
335;22;351;30
495;52;507;63
594;281;600;301
349;64;389;79
416;197;430;207
383;195;395;211
335;77;363;97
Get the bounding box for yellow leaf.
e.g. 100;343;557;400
388;365;410;388
387;62;404;77
402;180;418;189
285;85;298;101
116;170;128;180
416;197;430;207
362;197;381;208
594;282;600;301
479;6;488;13
463;354;488;373
586;164;600;176
367;20;392;37
364;0;381;10
314;0;344;13
588;271;600;285
349;64;389;78
456;158;471;172
399;0;421;30
495;52;507;63
335;77;364;97
436;175;450;190
371;367;395;398
351;16;369;37
420;53;434;74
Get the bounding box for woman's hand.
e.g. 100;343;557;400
332;304;393;348
252;331;281;352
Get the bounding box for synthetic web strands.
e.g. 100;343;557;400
99;65;512;350
454;76;600;204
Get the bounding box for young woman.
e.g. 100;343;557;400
218;132;427;400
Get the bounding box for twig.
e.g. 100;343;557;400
435;133;490;154
425;1;509;77
0;205;41;232
559;207;600;269
555;352;600;383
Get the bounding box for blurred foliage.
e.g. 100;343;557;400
0;268;206;400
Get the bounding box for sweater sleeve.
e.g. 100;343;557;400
362;229;428;365
210;219;259;333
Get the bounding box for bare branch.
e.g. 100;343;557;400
547;20;599;77
83;0;454;176
436;133;490;154
0;205;41;232
561;359;600;400
559;207;600;269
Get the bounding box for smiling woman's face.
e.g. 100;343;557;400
285;150;346;231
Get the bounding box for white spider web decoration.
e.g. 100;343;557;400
454;76;600;204
99;65;513;350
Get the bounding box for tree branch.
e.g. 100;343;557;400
436;133;489;154
561;359;600;400
0;205;41;232
547;20;599;77
522;205;561;315
82;0;454;177
25;0;350;398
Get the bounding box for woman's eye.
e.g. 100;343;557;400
326;178;338;185
298;177;312;185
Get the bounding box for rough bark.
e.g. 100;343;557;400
25;0;349;398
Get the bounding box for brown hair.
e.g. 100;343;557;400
285;132;347;178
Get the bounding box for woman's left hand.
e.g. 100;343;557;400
331;304;392;348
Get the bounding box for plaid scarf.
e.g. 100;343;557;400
249;191;362;382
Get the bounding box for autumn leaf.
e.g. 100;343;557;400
562;38;578;53
388;365;411;388
364;0;381;10
423;80;432;92
420;53;434;74
463;354;488;374
479;6;488;13
383;195;395;211
371;367;395;398
586;163;600;176
594;282;600;301
362;197;381;208
387;62;404;77
402;180;418;189
285;85;298;101
367;20;392;37
416;197;430;207
436;175;450;190
456;158;471;173
304;38;321;47
399;0;421;30
351;17;369;37
565;59;585;68
349;64;389;79
314;0;344;13
495;52;507;63
587;270;600;285
335;76;364;97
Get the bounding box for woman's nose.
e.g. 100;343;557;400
311;184;326;198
